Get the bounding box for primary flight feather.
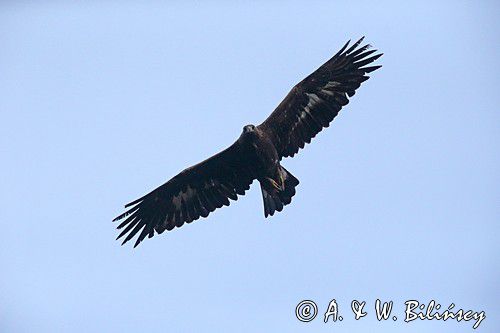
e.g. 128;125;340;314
113;37;382;247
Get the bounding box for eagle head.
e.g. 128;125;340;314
242;124;256;134
239;124;257;144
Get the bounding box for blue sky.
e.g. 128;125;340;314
1;1;498;332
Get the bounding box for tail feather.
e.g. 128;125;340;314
260;166;299;217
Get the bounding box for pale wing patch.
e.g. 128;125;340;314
297;93;320;120
324;81;340;89
305;93;321;111
321;81;341;96
320;89;334;96
172;185;196;210
204;179;219;189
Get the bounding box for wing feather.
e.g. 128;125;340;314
258;37;382;159
113;142;255;247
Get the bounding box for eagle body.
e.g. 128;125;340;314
114;37;382;247
239;124;278;178
239;124;299;217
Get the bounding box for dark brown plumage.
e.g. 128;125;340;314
113;37;382;247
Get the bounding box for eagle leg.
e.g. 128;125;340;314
266;177;284;191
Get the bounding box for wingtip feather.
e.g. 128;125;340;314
346;36;365;54
361;65;382;73
124;196;144;208
332;39;351;59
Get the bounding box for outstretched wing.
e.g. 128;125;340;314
113;142;256;247
258;37;382;159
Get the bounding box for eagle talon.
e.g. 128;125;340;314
268;177;284;191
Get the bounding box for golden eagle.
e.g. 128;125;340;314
114;37;382;247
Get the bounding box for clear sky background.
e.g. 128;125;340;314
1;1;498;332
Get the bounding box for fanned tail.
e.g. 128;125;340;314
260;166;299;217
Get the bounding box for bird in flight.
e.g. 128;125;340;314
114;37;382;247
